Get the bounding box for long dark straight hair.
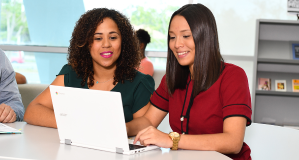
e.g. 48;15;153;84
166;3;224;98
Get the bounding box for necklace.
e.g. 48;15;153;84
95;78;113;84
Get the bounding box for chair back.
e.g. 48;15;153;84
244;123;299;160
18;84;48;110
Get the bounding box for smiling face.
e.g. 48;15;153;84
89;17;121;69
169;15;195;70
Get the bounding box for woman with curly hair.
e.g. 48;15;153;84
24;8;155;128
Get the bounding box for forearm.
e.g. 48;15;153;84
24;103;57;128
179;133;243;154
0;63;24;121
15;72;27;84
126;117;153;136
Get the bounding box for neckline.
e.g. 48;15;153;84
84;79;120;91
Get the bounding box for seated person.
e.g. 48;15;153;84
24;8;155;128
136;29;154;76
15;72;27;84
0;49;24;122
126;4;252;160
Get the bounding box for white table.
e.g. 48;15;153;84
0;122;231;160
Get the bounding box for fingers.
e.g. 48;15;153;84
0;104;16;123
134;126;151;144
3;109;16;123
134;126;156;145
2;109;13;123
142;139;153;146
139;132;155;146
0;104;9;122
8;113;16;123
135;127;173;148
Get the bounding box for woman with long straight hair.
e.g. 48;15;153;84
127;3;252;160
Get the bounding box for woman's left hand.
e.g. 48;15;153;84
133;126;173;148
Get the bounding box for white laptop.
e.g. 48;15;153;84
49;85;159;155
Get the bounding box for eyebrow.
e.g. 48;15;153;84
94;31;120;35
169;29;191;33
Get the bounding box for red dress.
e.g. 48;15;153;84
150;63;252;160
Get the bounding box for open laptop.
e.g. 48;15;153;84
49;85;159;155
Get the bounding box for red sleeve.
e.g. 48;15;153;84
150;75;169;112
221;65;252;126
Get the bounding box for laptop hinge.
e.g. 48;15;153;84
116;147;124;154
65;139;72;145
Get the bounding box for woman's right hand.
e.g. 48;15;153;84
133;126;173;148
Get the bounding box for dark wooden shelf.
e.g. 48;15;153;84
256;90;299;97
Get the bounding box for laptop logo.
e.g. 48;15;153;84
60;113;67;116
55;92;65;95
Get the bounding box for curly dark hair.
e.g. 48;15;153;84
68;8;140;87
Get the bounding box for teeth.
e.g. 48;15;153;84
178;51;187;55
103;53;111;55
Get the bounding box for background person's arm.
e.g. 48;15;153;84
15;72;27;84
23;75;64;128
0;50;24;122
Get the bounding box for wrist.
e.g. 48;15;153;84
168;133;173;148
169;132;181;150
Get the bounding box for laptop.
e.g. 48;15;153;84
49;85;159;155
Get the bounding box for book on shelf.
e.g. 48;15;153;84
292;79;299;92
292;43;299;60
275;80;287;92
258;78;271;90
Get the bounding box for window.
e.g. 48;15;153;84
193;0;295;56
0;0;29;45
84;0;189;51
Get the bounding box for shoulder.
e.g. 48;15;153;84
61;64;74;72
58;64;83;87
0;49;5;61
0;49;8;66
219;63;249;88
140;57;153;66
133;71;154;84
58;64;76;75
222;63;247;77
0;49;13;72
127;71;155;91
141;57;152;63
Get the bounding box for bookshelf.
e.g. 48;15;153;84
252;19;299;127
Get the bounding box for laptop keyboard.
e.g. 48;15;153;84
129;144;146;150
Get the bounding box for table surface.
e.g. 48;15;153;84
0;122;231;160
